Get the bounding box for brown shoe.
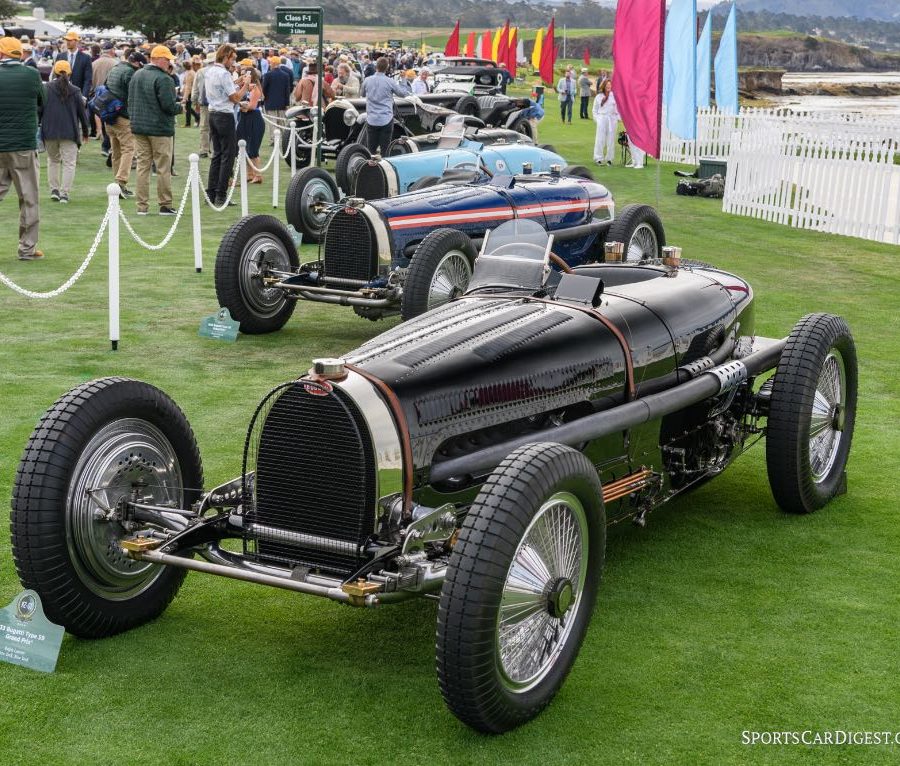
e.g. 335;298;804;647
18;250;44;261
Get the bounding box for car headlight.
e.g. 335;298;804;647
343;108;358;127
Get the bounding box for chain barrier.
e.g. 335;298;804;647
0;207;111;299
245;145;279;175
118;165;195;251
199;155;241;211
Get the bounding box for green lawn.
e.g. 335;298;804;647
1;108;898;765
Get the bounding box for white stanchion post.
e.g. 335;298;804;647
238;139;248;217
189;153;203;272
290;122;297;177
272;128;280;209
106;183;121;351
310;115;318;169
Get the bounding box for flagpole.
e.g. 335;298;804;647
563;25;567;59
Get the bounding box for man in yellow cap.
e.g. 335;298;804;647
127;44;182;215
56;30;92;99
0;37;45;260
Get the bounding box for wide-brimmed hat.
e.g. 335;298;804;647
205;52;216;63
53;59;72;75
150;45;175;60
0;36;23;58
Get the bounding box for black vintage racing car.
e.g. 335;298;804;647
10;220;857;733
218;169;664;333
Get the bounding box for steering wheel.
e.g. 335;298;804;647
549;253;573;273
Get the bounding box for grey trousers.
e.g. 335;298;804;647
0;150;40;258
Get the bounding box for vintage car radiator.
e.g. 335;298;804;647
244;381;376;574
354;161;389;201
323;209;379;283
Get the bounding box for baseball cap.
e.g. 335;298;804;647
239;58;254;68
53;59;72;76
0;36;23;58
268;55;280;67
102;42;115;51
150;45;175;60
64;31;79;41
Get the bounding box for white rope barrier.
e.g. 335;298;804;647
0;206;111;299
200;155;241;211
118;166;195;251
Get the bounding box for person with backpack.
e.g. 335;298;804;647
41;60;89;203
104;50;145;198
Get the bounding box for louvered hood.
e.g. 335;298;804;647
345;297;629;466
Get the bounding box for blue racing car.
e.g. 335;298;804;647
286;116;592;243
217;166;666;333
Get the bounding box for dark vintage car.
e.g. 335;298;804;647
282;92;538;167
385;124;536;157
220;169;664;331
10;220;857;732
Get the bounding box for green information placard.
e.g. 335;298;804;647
0;590;65;673
275;7;323;36
199;307;240;342
387;39;403;48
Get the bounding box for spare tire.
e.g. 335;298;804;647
334;142;371;194
408;175;441;192
454;95;480;116
539;143;557;153
510;117;534;140
562;165;595;181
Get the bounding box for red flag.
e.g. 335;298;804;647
539;18;556;85
497;20;509;68
444;19;460;57
481;29;492;60
465;31;476;58
508;27;517;79
612;0;665;158
583;46;590;68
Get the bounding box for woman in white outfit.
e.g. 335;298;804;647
592;80;618;166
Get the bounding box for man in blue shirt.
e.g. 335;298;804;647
556;69;575;124
262;55;292;145
360;56;409;154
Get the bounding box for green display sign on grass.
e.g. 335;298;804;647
199;307;240;342
0;590;65;673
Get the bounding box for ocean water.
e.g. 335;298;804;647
773;71;900;117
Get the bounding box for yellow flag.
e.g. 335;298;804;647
492;27;502;61
532;28;543;70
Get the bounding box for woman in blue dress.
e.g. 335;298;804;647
237;63;265;183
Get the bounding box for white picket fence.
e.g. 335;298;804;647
660;107;900;245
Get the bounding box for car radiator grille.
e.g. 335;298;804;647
323;209;378;283
354;162;388;200
244;382;376;575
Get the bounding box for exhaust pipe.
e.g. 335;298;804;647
429;338;785;484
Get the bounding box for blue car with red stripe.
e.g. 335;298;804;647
214;168;667;334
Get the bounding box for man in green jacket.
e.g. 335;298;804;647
0;36;45;260
105;51;146;199
128;45;181;215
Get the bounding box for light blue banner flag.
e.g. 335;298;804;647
714;2;739;113
663;0;697;140
696;11;712;109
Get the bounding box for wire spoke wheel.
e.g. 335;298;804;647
497;492;588;692
428;250;473;311
240;233;293;317
809;351;846;482
626;222;658;263
67;419;183;600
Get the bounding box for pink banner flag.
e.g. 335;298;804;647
612;0;665;158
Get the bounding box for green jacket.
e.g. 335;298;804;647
0;60;44;152
105;61;136;120
127;64;181;137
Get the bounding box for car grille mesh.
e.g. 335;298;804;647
242;381;376;574
354;162;388;200
324;209;377;283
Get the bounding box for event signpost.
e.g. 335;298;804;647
276;6;324;166
387;38;403;48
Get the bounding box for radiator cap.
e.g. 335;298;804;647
311;358;347;380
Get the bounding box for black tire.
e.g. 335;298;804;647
386;138;411;156
334;142;371;194
215;215;300;334
454;95;479;116
408;175;441;192
510;117;534;140
280;126;311;168
285;166;339;244
401;228;476;321
562;164;595;180
436;442;606;733
766;313;857;514
604;203;666;263
539;143;557;153
11;378;203;639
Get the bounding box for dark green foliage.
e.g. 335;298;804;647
66;0;236;42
